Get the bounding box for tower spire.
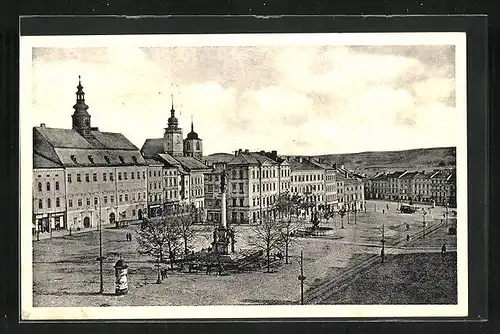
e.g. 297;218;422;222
171;92;174;112
191;115;194;132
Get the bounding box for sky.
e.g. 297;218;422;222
31;43;458;156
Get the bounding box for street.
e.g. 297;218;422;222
32;200;457;306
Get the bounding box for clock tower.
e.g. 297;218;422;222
163;95;184;157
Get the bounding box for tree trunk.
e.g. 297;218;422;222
266;249;270;273
184;236;188;255
285;240;289;264
159;248;163;262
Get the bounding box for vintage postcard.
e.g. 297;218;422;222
20;32;468;320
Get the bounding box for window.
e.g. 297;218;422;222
78;199;82;207
110;173;114;181
240;198;244;206
104;196;108;204
69;154;78;163
86;198;90;206
56;197;60;207
47;198;51;208
103;173;107;181
137;171;140;179
138;192;141;200
232;199;236;206
104;156;110;164
132;156;138;164
125;194;128;202
119;156;125;163
46;182;50;191
93;173;97;182
196;142;200;150
110;195;114;204
154;194;157;201
55;181;59;190
142;171;145;179
68;174;72;183
132;209;136;217
88;155;94;163
240;170;244;179
68;199;73;208
119;195;123;203
118;172;122;180
131;172;135;179
149;171;152;177
38;199;43;209
85;173;90;182
124;172;128;180
37;182;42;192
94;197;98;205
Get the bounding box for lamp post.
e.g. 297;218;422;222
381;223;385;263
422;210;427;239
296;250;306;305
95;197;104;294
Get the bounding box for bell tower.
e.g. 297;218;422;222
163;94;184;157
71;75;92;137
183;116;203;160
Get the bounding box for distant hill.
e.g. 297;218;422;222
313;147;456;175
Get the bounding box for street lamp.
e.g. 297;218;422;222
95;197;104;294
381;223;385;263
422;210;427;239
295;250;306;305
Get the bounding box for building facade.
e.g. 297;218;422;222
33;77;148;234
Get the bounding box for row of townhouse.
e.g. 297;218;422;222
32;78;210;237
365;169;457;207
202;151;366;225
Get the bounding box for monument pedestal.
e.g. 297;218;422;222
212;225;230;255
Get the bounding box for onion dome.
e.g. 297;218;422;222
187;117;199;140
167;94;179;129
72;75;90;115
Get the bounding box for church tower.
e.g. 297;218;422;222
72;76;92;137
183;116;203;160
163;95;184;157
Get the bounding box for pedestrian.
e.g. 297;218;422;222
441;244;447;255
129;233;132;242
406;234;410;242
382;209;385;214
125;233;129;241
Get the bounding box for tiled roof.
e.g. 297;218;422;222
156;153;181;167
249;152;278;165
34;126;138;150
144;158;163;166
33;152;63;169
140;138;165;158
203;153;234;164
53;148;146;167
228;153;259;165
175;156;210;171
308;159;334;170
34;127;145;167
400;171;420;179
290;158;322;171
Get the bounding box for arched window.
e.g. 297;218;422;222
56;197;60;207
186;141;191;150
55;181;59;190
46;182;51;191
38;199;43;209
47;198;51;208
37;182;42;192
196;142;200;150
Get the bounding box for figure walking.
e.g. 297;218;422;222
406;234;410;242
441;244;447;256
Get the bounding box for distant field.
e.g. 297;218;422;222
314;147;456;175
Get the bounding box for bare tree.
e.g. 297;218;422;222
274;193;302;264
248;213;284;273
136;217;170;282
176;204;195;255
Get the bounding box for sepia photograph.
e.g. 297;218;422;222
20;32;468;320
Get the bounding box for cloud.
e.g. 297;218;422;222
30;43;458;155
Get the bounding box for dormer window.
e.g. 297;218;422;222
70;155;77;163
104;156;110;164
132;156;138;164
88;155;94;163
119;156;125;164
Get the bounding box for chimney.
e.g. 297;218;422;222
271;150;277;159
234;150;238;156
244;149;249;153
239;149;242;153
40;123;46;127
